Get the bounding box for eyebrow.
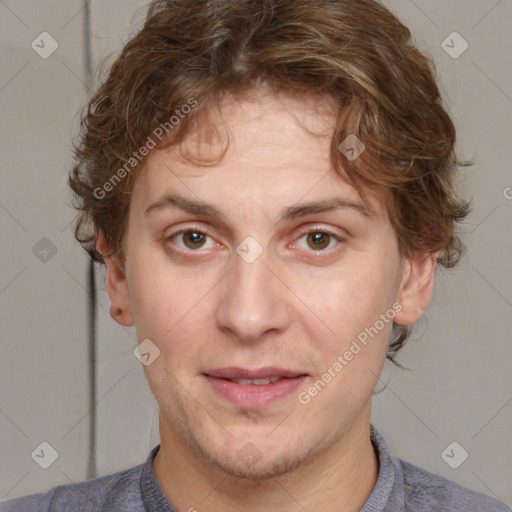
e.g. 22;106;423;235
144;193;374;222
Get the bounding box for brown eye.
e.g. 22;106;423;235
306;232;332;251
167;228;215;252
294;227;343;254
182;231;207;249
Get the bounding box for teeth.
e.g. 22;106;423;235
232;376;281;385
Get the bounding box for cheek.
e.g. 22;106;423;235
127;253;182;341
306;266;395;334
304;278;394;408
129;263;218;366
297;262;400;383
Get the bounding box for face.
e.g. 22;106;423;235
100;90;435;479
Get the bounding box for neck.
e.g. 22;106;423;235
153;410;379;512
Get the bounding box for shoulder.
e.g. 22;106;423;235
0;464;144;512
393;456;511;512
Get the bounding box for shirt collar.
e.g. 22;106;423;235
361;424;405;511
140;444;177;512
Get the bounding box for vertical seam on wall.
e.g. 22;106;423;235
83;0;97;481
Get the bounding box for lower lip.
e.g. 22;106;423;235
204;375;307;408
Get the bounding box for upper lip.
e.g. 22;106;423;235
204;367;307;379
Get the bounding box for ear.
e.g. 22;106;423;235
393;252;438;326
96;231;134;327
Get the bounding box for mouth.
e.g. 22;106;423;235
203;367;308;408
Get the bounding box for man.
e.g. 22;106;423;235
2;0;510;510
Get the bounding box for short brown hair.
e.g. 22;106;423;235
68;0;471;361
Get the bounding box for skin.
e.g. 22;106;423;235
97;89;437;512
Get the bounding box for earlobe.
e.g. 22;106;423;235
393;252;438;326
96;231;135;327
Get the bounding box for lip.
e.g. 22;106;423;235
203;367;308;408
205;367;305;379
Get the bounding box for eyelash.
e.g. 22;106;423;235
166;225;344;256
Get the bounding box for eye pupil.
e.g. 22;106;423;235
307;232;330;250
185;231;205;249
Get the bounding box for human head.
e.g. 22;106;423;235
67;0;471;484
69;0;469;363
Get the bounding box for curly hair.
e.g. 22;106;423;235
68;0;471;362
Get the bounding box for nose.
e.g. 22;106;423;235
215;246;291;344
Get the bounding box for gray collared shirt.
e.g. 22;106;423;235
1;424;510;511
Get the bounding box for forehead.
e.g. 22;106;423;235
132;90;385;218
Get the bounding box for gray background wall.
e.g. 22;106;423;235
1;0;511;506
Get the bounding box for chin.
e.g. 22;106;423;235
207;448;313;481
190;427;325;481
